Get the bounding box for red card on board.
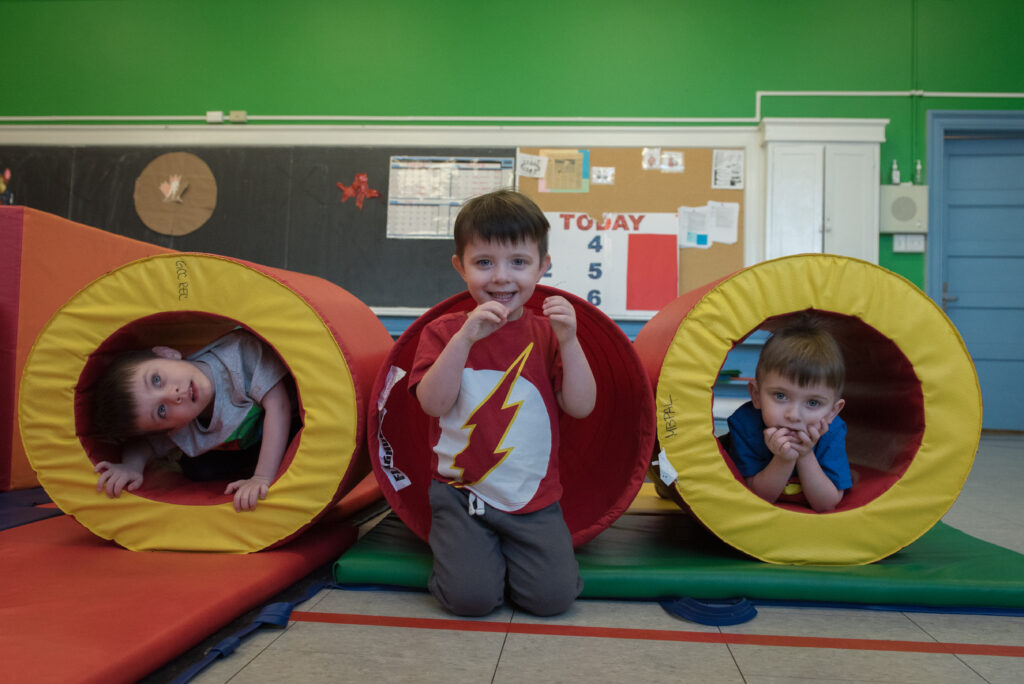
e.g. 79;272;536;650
626;233;678;311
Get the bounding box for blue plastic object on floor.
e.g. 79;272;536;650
660;597;758;626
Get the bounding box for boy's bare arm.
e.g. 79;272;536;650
748;423;843;511
417;303;508;417
416;332;474;417
795;453;844;512
95;439;154;497
746;432;798;503
543;296;596;418
791;420;843;512
555;336;596;418
225;381;291;512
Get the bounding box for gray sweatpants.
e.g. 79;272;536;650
427;480;583;617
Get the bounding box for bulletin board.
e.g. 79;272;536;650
1;140;743;317
517;147;745;318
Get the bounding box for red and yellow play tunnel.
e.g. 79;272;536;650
633;254;982;565
19;253;392;552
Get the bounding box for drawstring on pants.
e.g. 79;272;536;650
467;492;486;516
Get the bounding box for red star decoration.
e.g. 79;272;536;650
337;173;381;210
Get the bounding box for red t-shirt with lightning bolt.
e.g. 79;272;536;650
409;310;564;514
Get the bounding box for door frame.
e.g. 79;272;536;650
925;110;1024;303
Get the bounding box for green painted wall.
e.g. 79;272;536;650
4;0;1024;287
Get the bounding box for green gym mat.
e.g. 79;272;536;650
334;512;1024;611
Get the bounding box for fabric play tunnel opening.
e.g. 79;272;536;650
369;285;655;547
19;253;393;552
76;311;302;507
633;254;982;566
720;310;923;512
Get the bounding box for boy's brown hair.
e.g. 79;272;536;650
90;350;158;443
453;189;549;260
756;314;845;395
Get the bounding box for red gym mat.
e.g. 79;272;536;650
0;509;359;684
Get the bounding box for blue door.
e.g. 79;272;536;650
930;116;1024;431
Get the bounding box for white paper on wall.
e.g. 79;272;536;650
708;200;740;244
712;149;745;189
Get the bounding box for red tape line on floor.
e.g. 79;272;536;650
291;611;1024;658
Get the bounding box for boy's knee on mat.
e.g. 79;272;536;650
510;575;582;617
429;576;504;617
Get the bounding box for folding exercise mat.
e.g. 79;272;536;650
333;508;1024;613
0;510;360;684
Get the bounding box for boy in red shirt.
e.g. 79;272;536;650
410;190;596;617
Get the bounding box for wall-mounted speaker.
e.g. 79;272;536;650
880;183;928;234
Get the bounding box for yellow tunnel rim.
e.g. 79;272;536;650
77;309;298;506
19;253;359;552
656;254;982;565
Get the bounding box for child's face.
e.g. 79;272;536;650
130;350;214;434
749;370;845;433
453;236;551;321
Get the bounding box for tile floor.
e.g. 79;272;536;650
146;433;1024;684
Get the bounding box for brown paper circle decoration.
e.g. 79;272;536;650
134;152;217;236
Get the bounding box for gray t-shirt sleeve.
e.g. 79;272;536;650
168;330;288;457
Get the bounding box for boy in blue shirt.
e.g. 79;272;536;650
727;316;851;512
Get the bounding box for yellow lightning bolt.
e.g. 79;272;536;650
451;343;533;486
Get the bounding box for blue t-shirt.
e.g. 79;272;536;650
726;401;852;490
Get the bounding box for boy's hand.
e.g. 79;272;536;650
460;301;509;343
766;416;832;463
542;295;578;344
225;476;271;512
94;461;144;497
763;427;800;462
792;418;830;461
769;418;828;462
806;417;830;445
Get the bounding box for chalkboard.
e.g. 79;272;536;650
0;144;516;308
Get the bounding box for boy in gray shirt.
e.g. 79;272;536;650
91;329;291;512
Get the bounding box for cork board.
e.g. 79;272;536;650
518;147;745;294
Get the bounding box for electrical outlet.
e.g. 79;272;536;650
205;110;225;124
228;110;248;123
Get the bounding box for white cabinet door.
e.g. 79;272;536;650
824;143;879;263
765;143;824;260
765;141;880;264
